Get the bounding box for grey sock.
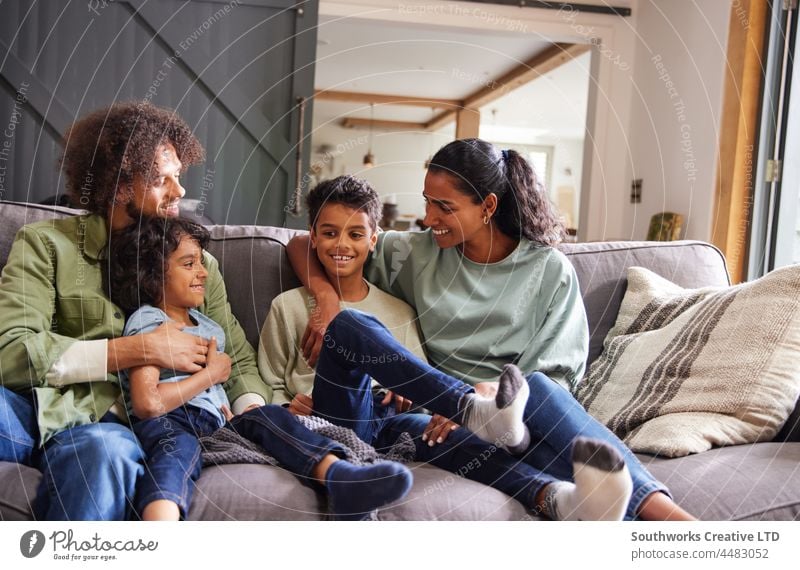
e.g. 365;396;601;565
461;364;530;453
547;438;632;521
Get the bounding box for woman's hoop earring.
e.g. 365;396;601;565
483;215;490;225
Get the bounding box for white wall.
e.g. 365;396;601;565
308;122;455;223
317;0;638;240
625;0;732;241
314;0;734;241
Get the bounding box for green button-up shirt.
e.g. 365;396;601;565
0;214;271;444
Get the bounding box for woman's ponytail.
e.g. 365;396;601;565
428;139;565;246
500;149;565;246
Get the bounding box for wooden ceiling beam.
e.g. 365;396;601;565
425;42;591;132
316;90;461;109
341;117;427;131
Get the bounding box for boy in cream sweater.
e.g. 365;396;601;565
258;176;425;415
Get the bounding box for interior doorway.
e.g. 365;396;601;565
309;12;593;236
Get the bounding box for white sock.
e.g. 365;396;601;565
463;364;531;453
547;437;633;521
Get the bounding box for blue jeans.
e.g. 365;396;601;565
319;392;558;511
0;386;144;520
133;404;346;517
314;309;670;519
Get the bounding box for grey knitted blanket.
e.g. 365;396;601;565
200;414;417;467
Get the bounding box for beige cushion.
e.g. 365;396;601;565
577;266;800;457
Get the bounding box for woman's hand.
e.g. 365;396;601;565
288;393;314;416
204;337;231;385
422;414;459;446
301;292;340;367
381;390;413;413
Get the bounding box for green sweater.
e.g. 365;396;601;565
364;230;589;391
0;214;270;443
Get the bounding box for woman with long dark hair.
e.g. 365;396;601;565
287;138;694;520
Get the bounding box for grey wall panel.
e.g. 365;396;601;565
0;0;317;226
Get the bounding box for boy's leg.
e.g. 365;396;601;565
230;405;412;519
518;372;668;520
0;386;38;465
132;408;214;520
378;413;632;521
315;310;472;420
35;414;144;520
316;310;531;451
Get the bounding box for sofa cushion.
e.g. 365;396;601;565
639;442;800;520
188;464;324;521
378;463;535;521
0;462;41;521
205;225;305;347
577;265;800;457
560;241;730;367
0;460;533;521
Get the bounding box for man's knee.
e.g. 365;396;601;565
49;423;144;468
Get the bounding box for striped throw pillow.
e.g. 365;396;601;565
576;265;800;457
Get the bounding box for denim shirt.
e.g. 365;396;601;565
121;306;230;428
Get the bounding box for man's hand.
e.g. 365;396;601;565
422;414;459;446
300;292;340;367
288;393;313;416
381;390;413;413
204;337;231;386
147;321;210;372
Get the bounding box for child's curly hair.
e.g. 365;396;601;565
105;216;210;316
61;101;204;215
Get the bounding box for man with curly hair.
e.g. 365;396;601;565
0;101;271;520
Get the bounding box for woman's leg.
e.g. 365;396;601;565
518;372;685;520
376;413;557;513
314;309;529;449
132;408;212;520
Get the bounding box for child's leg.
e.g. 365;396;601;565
230;405;412;520
315;309;530;450
132;407;218;520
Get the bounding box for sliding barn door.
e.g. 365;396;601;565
0;0;317;226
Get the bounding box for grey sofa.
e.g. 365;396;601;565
1;199;798;521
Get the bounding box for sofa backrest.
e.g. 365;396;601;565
559;241;730;365
4;200;799;441
0;200;304;349
1;200;732;356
